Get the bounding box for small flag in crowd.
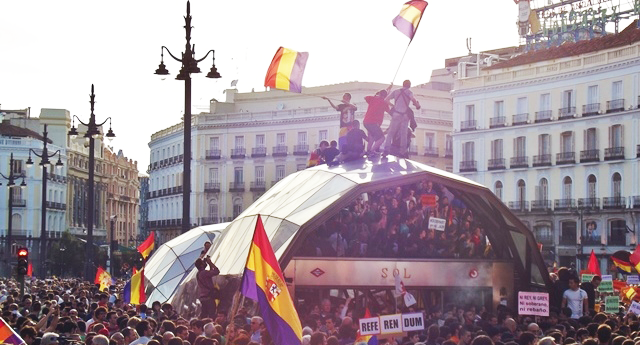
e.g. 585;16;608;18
392;0;428;40
0;317;25;345
355;308;378;345
612;250;633;274
95;267;112;291
124;268;146;305
587;250;601;276
630;245;640;272
137;232;155;259
264;47;309;93
241;215;302;345
394;273;417;307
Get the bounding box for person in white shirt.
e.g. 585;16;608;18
562;276;588;319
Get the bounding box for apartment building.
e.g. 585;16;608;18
104;148;140;246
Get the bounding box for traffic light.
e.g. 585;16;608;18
17;248;28;276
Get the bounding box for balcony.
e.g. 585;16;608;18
637;145;640;158
604;147;625;161
558;106;576;120
535;110;552;123
45;201;66;210
634;196;640;208
582;103;600;116
204;182;221;193
47;173;67;183
251;147;267;158
603;196;626;209
205;149;221;160
423;147;439;157
293;144;309;156
531;200;551;211
508;201;529;212
199;217;221;226
231;148;246;159
581;237;602;246
11;199;26;207
487;158;506;170
489;116;506;128
459;160;477;172
554;199;576;210
250;181;267;192
229;181;245;192
580;149;600;163
556;152;575;165
534;233;554;244
559;235;577;245
272;145;288;157
445;148;453;158
606;99;625;113
578;198;600;209
533;154;552;167
608;236;627;246
510;156;529;169
512;113;529;126
460;120;477;132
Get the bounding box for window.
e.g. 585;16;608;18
587;85;599;104
494;181;503;201
209;137;219;150
612;80;623;100
445;135;453;152
560;221;577;244
234;167;243;183
208;200;218;219
494;101;504;117
465;105;475;121
491;139;503;159
209;168;218;183
517;179;526;203
562;90;574;108
560;131;573;153
609;219;626;245
462;142;474;161
11;160;23;174
234;136;244;149
534;225;552;242
255;166;265;182
540;93;551;111
514;136;526;157
276;133;286;146
517;97;528;114
612;173;622;198
255;134;265;148
425;133;435;149
609;124;623;148
587;175;597;199
276;165;285;181
585;128;597;150
538;134;550;155
538;178;549;201
563;176;572;199
233;198;243;218
319;130;328;142
297;132;307;145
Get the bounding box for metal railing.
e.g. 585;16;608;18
229;181;245;192
535;233;554;244
512;113;529;125
251;147;267;157
230;148;246;159
603;196;626;209
423;147;439;157
558;106;576;119
580;149;600;162
582;103;600;116
272;145;288;157
205;149;221;160
556;152;575;165
554;199;576;210
250;181;267;191
578;197;600;209
508;201;529;212
604;147;624;160
489;116;506;128
510;156;529;168
606;99;625;113
11;199;26;207
488;158;506;170
459;160;477;172
293;144;309;155
533;154;552;166
204;182;221;193
199;217;221;226
531;200;551;211
634;196;640;208
460;120;477;131
535;110;552;123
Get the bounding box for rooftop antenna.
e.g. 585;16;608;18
466;37;472;55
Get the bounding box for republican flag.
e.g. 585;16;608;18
587;250;601;276
612;257;632;274
0;317;25;345
264;47;309;93
241;215;302;345
630;245;640;272
392;1;428;40
137;232;155;259
123;268;146;305
133;267;138;275
355;308;378;345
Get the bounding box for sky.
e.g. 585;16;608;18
0;0;541;170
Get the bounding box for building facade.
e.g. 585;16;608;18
138;174;149;240
104;148;140;246
148;79;453;244
451;22;640;271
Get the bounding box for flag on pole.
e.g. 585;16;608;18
95;267;112;292
394;273;417;307
0;317;25;345
133;267;138;275
123;268;146;305
264;47;309;93
587;250;601;276
137;232;155;259
392;0;428;40
241;215;302;345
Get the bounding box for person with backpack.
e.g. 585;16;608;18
382;80;420;158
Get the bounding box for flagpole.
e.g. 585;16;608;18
391;43;412;85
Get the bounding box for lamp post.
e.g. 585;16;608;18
0;153;27;275
154;0;222;234
67;85;116;281
26;124;64;277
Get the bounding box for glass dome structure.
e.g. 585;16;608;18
172;156;551;309
144;222;227;305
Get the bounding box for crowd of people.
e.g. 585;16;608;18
296;178;492;260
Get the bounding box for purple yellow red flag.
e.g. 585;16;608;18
0;317;25;345
392;0;428;40
137;232;155;259
123;268;146;305
630;245;640;272
264;47;309;93
241;215;302;345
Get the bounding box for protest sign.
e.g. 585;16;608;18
628;275;640;285
428;217;446;231
630;301;640;315
599;275;614;293
359;317;380;336
518;291;549;316
380;314;402;334
401;313;425;332
605;296;620;314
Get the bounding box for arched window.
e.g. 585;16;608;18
539;178;548;201
208;200;219;223
517;180;526;203
233;198;243;219
494;181;503;201
587;175;597;199
612;173;622;198
563;177;572;199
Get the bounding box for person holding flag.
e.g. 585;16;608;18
196;255;220;319
382;80;420;158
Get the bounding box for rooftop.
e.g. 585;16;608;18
0;121;52;143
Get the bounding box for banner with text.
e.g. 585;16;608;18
599;275;614;293
518;291;549;316
359;312;425;335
